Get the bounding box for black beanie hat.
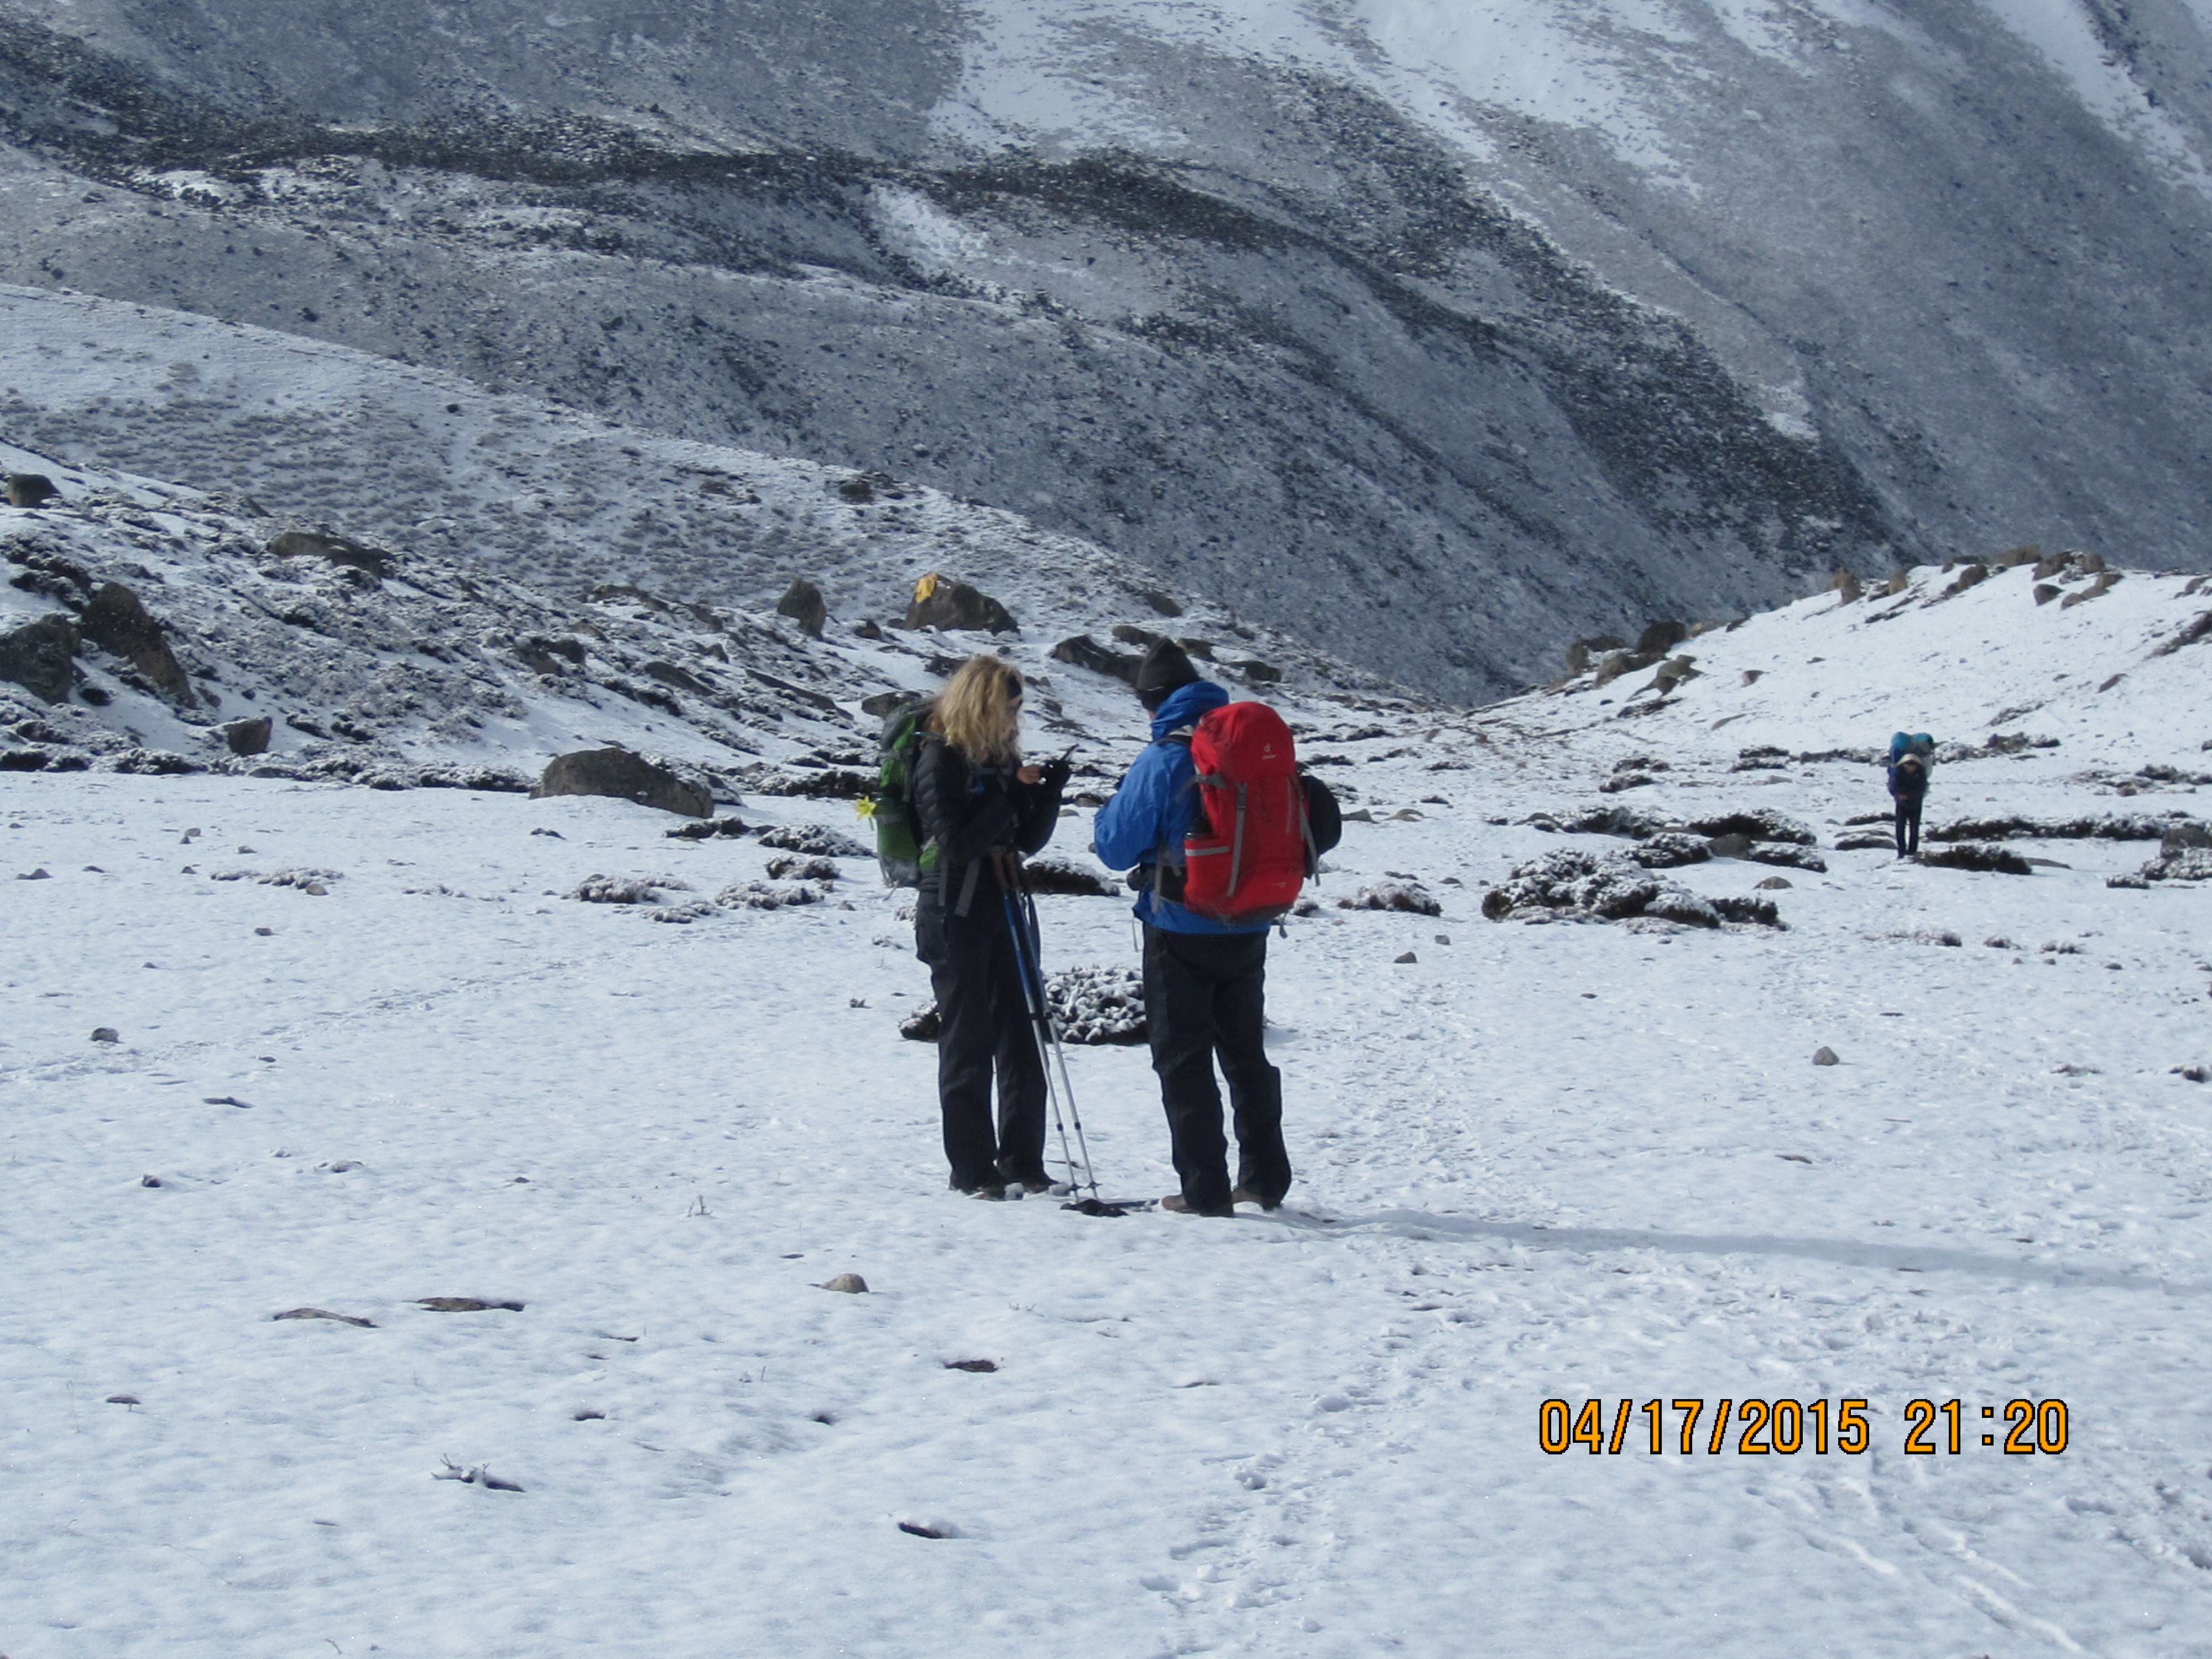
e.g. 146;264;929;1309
1135;638;1201;709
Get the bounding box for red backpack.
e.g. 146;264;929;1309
1177;701;1313;925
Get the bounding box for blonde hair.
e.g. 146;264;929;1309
930;654;1024;766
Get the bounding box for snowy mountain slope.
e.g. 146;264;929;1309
0;286;1296;664
0;293;1410;789
8;533;2212;1653
1475;549;2212;781
4;2;2206;698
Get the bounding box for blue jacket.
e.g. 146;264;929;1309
1092;680;1270;935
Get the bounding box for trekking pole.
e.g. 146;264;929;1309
1013;868;1101;1199
994;857;1092;1196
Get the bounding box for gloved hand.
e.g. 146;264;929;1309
1039;755;1072;792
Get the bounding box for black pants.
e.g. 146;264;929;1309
1894;795;1923;855
915;899;1047;1190
1143;924;1290;1213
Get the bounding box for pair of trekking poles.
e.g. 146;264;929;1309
989;852;1104;1206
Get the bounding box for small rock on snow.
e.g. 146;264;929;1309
1812;1046;1840;1066
274;1307;375;1328
818;1273;869;1294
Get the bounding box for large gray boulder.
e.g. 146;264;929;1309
222;716;274;757
777;578;828;638
531;749;712;817
0;614;78;703
80;583;196;705
1051;634;1142;684
904;575;1015;634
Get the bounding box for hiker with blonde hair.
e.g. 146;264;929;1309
911;655;1070;1198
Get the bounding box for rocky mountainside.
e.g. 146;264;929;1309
1;2;2204;701
0;351;1410;797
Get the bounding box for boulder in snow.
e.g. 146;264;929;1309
776;577;828;638
1051;633;1142;684
533;748;712;817
222;716;273;756
903;573;1014;634
0;613;78;703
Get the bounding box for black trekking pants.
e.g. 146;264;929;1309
1142;924;1290;1213
1894;796;1923;855
915;899;1047;1190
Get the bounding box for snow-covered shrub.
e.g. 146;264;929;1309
1914;843;2032;875
714;880;825;910
1527;804;1674;839
1339;880;1443;916
2108;845;2212;888
757;823;869;859
211;867;344;890
1481;849;1779;928
1683;808;1817;846
1045;964;1146;1044
765;854;840;882
1021;857;1122;898
902;966;1146;1046
665;816;749;841
1744;843;1828;873
571;874;681;904
1933;811;2196;842
1629;832;1710;868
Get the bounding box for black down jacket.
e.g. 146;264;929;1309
910;733;1063;911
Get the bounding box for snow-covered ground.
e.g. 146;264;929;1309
8;552;2212;1656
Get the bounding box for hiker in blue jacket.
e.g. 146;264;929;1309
1888;751;1929;856
1886;733;1934;858
1093;640;1292;1217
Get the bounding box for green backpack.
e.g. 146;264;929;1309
860;700;933;887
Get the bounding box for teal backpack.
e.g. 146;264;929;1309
1888;731;1936;764
860;700;933;886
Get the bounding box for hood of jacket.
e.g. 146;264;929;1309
1149;678;1229;741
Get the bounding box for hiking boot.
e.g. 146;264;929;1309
1000;1165;1053;1194
966;1183;1007;1202
1161;1192;1234;1218
1230;1186;1283;1211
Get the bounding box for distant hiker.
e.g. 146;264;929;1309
1888;744;1931;857
1092;640;1294;1218
911;654;1069;1198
